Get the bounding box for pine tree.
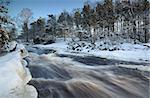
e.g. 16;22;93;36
46;14;57;40
82;3;91;29
57;11;73;40
36;17;46;35
103;0;115;31
74;9;82;29
96;2;105;28
141;0;150;43
30;21;37;40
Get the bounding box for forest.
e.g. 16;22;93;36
1;0;150;52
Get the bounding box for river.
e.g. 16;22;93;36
26;48;149;98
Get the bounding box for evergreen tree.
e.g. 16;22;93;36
74;9;82;29
46;14;57;40
103;0;116;31
141;0;150;43
36;17;46;35
30;21;37;39
57;11;73;40
0;0;12;52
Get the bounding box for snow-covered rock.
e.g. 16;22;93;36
33;40;150;63
0;49;37;98
68;40;150;51
4;41;17;51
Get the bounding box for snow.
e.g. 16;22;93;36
89;49;150;63
36;41;67;49
34;41;68;53
34;41;150;63
4;41;17;52
32;40;150;72
0;48;37;98
144;43;150;47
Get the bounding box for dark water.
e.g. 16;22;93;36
26;46;56;55
57;54;149;66
27;52;150;98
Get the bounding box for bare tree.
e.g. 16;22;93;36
19;8;33;42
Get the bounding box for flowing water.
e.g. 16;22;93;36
27;51;150;98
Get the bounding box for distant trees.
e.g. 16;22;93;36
141;0;149;43
114;0;150;43
18;0;149;44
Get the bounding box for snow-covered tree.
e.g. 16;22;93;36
36;17;46;36
46;14;57;40
57;11;73;40
0;0;15;53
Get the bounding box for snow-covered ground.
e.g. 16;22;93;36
34;41;150;63
0;45;37;98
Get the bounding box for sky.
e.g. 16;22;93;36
9;0;98;19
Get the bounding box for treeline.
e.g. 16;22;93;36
19;0;150;44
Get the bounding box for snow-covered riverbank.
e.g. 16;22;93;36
0;46;37;98
33;41;150;63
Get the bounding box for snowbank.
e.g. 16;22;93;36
88;49;150;63
68;42;150;63
0;49;37;98
34;41;150;63
34;41;68;53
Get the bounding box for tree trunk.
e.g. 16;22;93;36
24;22;29;42
64;31;66;41
143;15;149;43
144;28;148;43
133;20;136;43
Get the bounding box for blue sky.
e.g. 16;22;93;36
9;0;98;19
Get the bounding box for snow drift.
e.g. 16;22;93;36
0;46;37;98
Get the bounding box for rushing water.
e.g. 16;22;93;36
27;52;150;98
